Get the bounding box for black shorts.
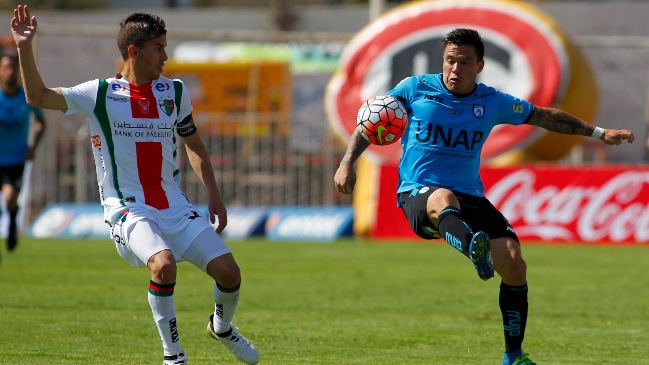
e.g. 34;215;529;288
0;164;25;191
399;186;518;241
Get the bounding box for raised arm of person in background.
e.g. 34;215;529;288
11;5;67;111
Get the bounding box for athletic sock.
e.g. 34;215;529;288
437;207;473;258
7;207;18;251
499;281;529;354
212;282;241;334
148;280;183;356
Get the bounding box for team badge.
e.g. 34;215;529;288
473;105;485;119
158;99;175;116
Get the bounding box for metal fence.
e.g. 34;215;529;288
19;27;649;225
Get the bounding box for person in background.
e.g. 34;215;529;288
0;51;45;256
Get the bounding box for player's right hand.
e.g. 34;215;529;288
601;128;635;145
11;5;37;46
334;163;356;195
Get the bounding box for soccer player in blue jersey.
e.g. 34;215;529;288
335;28;635;365
0;52;45;255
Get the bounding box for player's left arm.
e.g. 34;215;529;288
26;112;46;161
528;106;635;145
180;128;227;233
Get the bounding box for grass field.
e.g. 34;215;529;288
1;237;648;365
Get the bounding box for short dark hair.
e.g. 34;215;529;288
0;53;18;66
442;28;484;61
117;12;167;60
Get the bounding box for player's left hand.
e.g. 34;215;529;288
601;129;635;145
209;197;228;234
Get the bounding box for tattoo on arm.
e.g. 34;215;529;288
340;129;371;166
528;107;594;136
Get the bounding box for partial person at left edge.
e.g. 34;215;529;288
10;4;259;365
0;49;46;257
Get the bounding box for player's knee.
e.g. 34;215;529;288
148;251;177;283
500;257;527;283
427;188;459;218
208;254;241;288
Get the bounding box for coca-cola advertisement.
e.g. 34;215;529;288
373;164;649;244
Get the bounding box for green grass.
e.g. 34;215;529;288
1;238;648;365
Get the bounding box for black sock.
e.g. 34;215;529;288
437;207;473;257
7;207;18;251
500;281;529;353
9;207;18;228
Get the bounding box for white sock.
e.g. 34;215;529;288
148;281;183;356
213;283;240;334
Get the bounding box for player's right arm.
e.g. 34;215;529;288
11;5;67;111
334;128;371;195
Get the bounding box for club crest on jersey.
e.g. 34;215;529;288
473;104;485;119
158;98;175;116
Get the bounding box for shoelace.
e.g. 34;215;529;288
512;353;536;365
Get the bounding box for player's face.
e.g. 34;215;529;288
135;34;168;81
0;56;18;88
442;43;484;94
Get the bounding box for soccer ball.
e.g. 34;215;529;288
356;95;408;146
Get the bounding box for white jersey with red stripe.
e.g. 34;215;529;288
61;75;193;224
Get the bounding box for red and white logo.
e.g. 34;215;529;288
91;134;102;147
483;167;649;243
325;0;572;163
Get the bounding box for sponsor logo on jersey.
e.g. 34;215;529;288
138;98;152;114
424;94;443;102
91;134;101;147
107;95;129;102
112;83;127;91
155;82;171;92
512;102;524;113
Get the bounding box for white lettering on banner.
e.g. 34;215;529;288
276;214;346;238
486;169;649;242
68;213;109;236
31;208;73;238
579;172;649;242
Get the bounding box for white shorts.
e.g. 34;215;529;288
109;203;231;270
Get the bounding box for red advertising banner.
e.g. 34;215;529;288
373;164;649;244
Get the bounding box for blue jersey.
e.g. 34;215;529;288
0;87;43;166
387;74;533;199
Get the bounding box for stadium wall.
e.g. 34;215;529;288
0;1;647;235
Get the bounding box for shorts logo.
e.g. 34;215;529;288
91;135;101;147
419;186;430;194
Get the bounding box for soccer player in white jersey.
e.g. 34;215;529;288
11;5;259;365
335;29;635;365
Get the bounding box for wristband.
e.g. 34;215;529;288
591;127;604;139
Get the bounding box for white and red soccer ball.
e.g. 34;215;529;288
356;95;408;146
